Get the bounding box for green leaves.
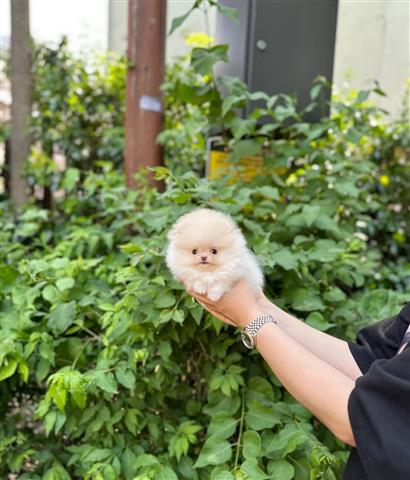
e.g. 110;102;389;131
61;167;80;192
115;364;135;390
268;459;295;480
169;0;238;36
259;186;280;201
169;8;195;36
43;462;71;480
169;421;201;461
270;249;298;270
307;240;344;262
43;284;61;303
210;469;235;480
242;430;262;459
0;263;19;285
245;401;281;430
194;436;232;468
208;413;239;439
191;45;229;75
240;458;269;479
209;365;245;397
56;277;75;291
154;291;176;308
45;368;88;411
305;312;336;332
359;289;406;321
214;2;239;23
1;22;408;480
264;423;309;457
292;289;325;312
48;301;76;334
229;139;261;162
302;205;321;227
90;370;118;395
0;358;18;381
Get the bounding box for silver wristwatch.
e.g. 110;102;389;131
241;314;277;349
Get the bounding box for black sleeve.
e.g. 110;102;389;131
348;302;410;374
347;347;410;480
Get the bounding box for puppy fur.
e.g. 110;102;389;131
166;208;263;301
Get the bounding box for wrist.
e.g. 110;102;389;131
240;313;278;349
238;305;266;329
257;297;284;318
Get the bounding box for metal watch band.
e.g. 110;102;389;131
241;314;277;349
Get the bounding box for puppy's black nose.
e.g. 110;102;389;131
201;256;208;261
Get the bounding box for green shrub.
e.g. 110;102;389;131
1;2;409;477
158;57;209;176
1;100;408;476
19;37;127;202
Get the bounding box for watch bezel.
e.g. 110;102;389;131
241;330;255;349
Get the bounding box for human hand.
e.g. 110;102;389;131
185;278;266;328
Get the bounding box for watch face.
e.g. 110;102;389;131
241;331;254;349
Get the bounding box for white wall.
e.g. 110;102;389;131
108;0;216;62
109;0;409;117
333;0;409;117
108;0;127;54
1;0;407;117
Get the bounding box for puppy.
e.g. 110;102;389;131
166;208;263;301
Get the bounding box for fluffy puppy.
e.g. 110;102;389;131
166;208;263;301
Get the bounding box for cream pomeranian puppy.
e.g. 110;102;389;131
166;208;264;301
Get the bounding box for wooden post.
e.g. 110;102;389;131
125;0;166;189
10;0;31;210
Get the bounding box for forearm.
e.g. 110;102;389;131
256;322;356;446
261;300;362;380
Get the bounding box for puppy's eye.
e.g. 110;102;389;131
192;249;198;255
211;248;217;254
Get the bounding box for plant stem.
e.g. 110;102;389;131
203;1;211;44
75;323;102;342
234;389;246;471
72;337;92;369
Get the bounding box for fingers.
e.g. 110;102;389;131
183;284;238;325
188;290;214;305
194;298;238;327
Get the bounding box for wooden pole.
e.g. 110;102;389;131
125;0;166;189
10;0;31;210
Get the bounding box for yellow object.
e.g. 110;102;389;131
379;175;390;186
208;150;265;182
185;32;215;47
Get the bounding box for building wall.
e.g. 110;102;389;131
333;0;409;117
108;0;409;117
107;0;216;62
108;0;127;54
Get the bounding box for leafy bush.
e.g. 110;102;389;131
1;96;408;477
30;38;126;170
1;2;409;478
158;58;208;177
14;38;127;203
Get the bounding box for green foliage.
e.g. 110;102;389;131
1;1;409;478
158;59;209;176
23;37;126;197
1;130;408;476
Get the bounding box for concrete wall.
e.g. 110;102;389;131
108;0;409;117
333;0;409;117
108;0;127;54
107;0;216;62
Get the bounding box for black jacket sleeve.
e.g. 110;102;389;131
348;302;410;373
343;302;410;479
347;347;410;480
